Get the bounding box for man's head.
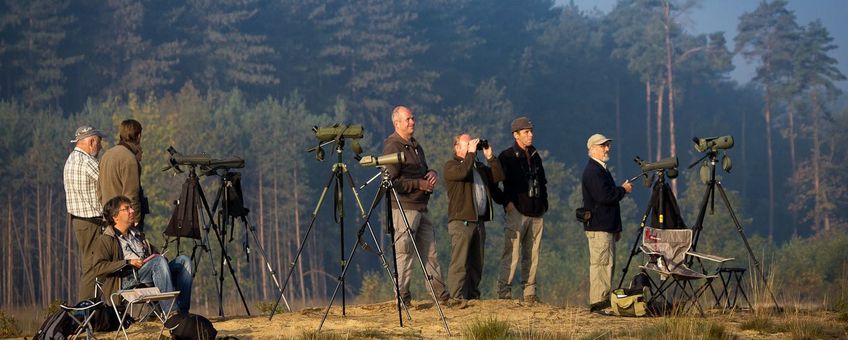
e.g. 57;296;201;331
119;119;143;145
587;133;612;162
70;125;105;157
392;106;415;140
453;133;472;158
511;117;534;149
103;196;134;230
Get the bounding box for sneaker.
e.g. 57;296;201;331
498;290;512;300
455;298;469;309
401;297;413;309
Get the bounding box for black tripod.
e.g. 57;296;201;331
688;150;780;310
315;166;426;332
268;138;369;319
618;169;685;289
165;165;290;317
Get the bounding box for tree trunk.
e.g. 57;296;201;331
258;170;267;300
764;91;775;241
294;167;306;306
663;0;678;194
21;200;36;306
37;182;44;305
656;81;666;161
5;193;12;306
787;102;799;236
646;80;653;161
811;90;830;233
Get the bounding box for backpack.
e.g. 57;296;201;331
164;313;217;340
34;308;75;339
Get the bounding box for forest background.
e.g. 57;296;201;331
1;0;847;319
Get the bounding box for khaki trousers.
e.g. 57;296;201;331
392;209;448;301
586;231;616;305
497;209;544;298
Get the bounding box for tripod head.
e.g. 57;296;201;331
307;124;365;161
163;146;245;175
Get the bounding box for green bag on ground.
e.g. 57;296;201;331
610;288;647;317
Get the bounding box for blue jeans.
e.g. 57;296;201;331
123;255;193;314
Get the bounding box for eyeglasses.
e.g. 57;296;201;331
119;206;135;213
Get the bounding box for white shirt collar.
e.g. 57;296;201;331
590;156;607;169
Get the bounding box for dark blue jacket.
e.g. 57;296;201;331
581;158;627;232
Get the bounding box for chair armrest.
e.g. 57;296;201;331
60;300;103;311
639;245;663;256
687;251;733;263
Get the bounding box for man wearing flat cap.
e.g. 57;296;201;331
495;116;548;305
581;133;632;313
63;125;107;300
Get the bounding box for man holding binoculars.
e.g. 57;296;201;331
444;134;504;308
495;117;548;305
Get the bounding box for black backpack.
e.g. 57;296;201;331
164;313;217;340
34;308;75;339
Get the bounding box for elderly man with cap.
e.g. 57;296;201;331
63;125;107;300
496;116;548;305
581;133;632;313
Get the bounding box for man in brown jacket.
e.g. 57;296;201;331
91;196;193;313
99;119;147;230
382;106;449;307
443;134;504;307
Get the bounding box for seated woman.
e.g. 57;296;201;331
91;195;193;314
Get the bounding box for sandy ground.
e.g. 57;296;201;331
94;298;834;339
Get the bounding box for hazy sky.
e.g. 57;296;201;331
562;0;848;90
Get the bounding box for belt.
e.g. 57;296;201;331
71;215;107;226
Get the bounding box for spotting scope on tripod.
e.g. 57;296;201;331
162;146;290;317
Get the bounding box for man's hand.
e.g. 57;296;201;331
467;139;480;155
505;202;515;214
614;232;622;242
482;141;494;159
622;180;633;193
421;170;438;192
129;259;143;269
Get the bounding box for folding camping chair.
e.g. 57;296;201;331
639;227;732;316
59;299;104;339
110;287;179;340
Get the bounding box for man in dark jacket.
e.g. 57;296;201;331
581;133;632;312
382;105;449;307
444;134;504;307
496;117;548;304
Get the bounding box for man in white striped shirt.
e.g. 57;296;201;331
63;125;106;300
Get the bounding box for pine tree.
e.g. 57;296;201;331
0;0;81;109
735;0;799;241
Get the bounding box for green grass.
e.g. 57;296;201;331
464;316;511;340
0;310;21;338
636;317;737;340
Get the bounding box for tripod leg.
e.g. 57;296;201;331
344;167;411;320
715;182;780;310
242;215;291;311
269;167;338;320
389;187;451;336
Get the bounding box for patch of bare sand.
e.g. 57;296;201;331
113;300;832;339
206;299;650;338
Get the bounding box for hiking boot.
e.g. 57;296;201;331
523;295;540;306
401;297;413;309
455;298;469;309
